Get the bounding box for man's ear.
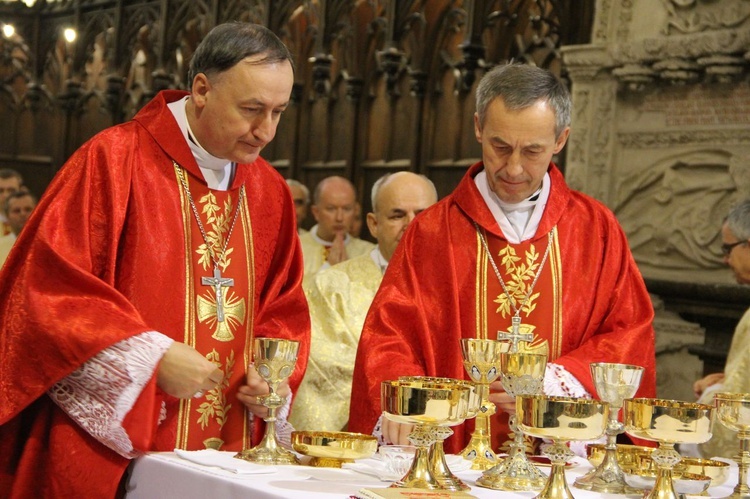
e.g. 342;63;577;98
553;127;571;154
366;212;378;240
191;73;210;108
473;112;482;143
311;204;321;222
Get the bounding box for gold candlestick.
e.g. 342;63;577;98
518;395;609;499
714;392;750;499
623;398;714;499
235;338;300;465
458;338;508;470
574;362;644;494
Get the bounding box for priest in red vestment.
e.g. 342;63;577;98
0;24;310;498
348;64;656;456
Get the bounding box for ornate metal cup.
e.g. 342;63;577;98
714;392;750;499
623;398;714;499
399;376;479;490
476;351;548;491
574;362;644;493
290;430;377;467
518;395;610;499
235;338;300;465
458;338;508;470
381;378;472;490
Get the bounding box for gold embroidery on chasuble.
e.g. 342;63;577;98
172;164;254;451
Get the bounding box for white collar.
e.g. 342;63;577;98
310;224;351;247
370;247;389;274
167;96;234;190
474;170;551;244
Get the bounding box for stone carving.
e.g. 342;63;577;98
662;0;750;35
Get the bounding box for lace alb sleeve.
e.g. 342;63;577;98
48;331;173;459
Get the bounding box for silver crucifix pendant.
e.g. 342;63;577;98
497;316;534;353
201;267;234;322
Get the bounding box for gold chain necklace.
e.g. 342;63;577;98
176;164;245;323
474;222;555;352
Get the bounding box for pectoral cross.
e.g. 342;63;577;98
497;316;533;353
201;267;234;322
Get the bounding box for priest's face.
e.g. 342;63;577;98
722;223;750;284
311;178;357;242
367;173;437;261
188;55;294;164
6;194;35;235
474;98;569;203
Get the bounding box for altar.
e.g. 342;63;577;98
125;451;740;499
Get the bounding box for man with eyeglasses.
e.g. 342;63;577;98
286;178;311;234
691;198;750;458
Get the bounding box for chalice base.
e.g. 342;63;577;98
535;463;575;499
391;448;441;490
641;470;680;499
430;443;470;491
235;429;299;466
475;450;547;491
307;457;350;468
573;450;639;494
459;431;498;471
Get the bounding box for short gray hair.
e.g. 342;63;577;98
371;172;437;212
475;63;571;138
285;178;309;204
727;199;750;241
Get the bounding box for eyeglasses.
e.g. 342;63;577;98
721;240;747;256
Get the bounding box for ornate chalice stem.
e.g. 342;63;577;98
734;430;750;498
393;425;441;489
459;384;497;468
429;426;469;491
538;441;576;499
647;444;683;499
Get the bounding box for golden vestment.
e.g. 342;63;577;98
0;233;15;268
299;227;374;288
698;307;750;458
291;253;382;431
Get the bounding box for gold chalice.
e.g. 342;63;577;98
459;338;508;470
623;398;714;499
399;376;479;490
381;378;472;490
291;431;377;467
476;352;548;491
518;395;609;499
235;338;300;465
574;362;644;494
714;392;750;499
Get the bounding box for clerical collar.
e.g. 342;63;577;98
370;247;388;274
309;224;351;247
167;96;234;191
474;169;551;244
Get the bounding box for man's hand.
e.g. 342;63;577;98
693;372;725;398
157;342;223;399
488;380;516;415
326;232;348;265
381;416;414;445
237;364;291;418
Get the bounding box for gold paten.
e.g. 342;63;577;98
574;362;644;494
291;431;377;468
518;395;609;499
381;378;472;491
475;351;548;491
714;392;750;499
458;338;508;470
623;398;714;499
235;338;300;465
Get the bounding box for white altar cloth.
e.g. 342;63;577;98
125;451;740;499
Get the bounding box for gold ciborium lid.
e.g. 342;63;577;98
291;431;377;468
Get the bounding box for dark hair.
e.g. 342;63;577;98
188;23;294;87
475;63;571;138
4;190;35;215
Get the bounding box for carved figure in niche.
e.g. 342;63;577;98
43;33;76;96
173;17;211;87
0;31;32;102
124;25;157;113
615;150;740;274
83;29;112;92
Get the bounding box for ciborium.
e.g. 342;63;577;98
623;398;714;499
518;395;609;499
574;362;644;494
476;351;548;491
399;376;480;490
235;338;300;465
714;392;750;499
290;431;377;468
459;338;508;470
381;378;472;490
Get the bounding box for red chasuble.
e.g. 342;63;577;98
0;91;310;498
348;162;656;455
